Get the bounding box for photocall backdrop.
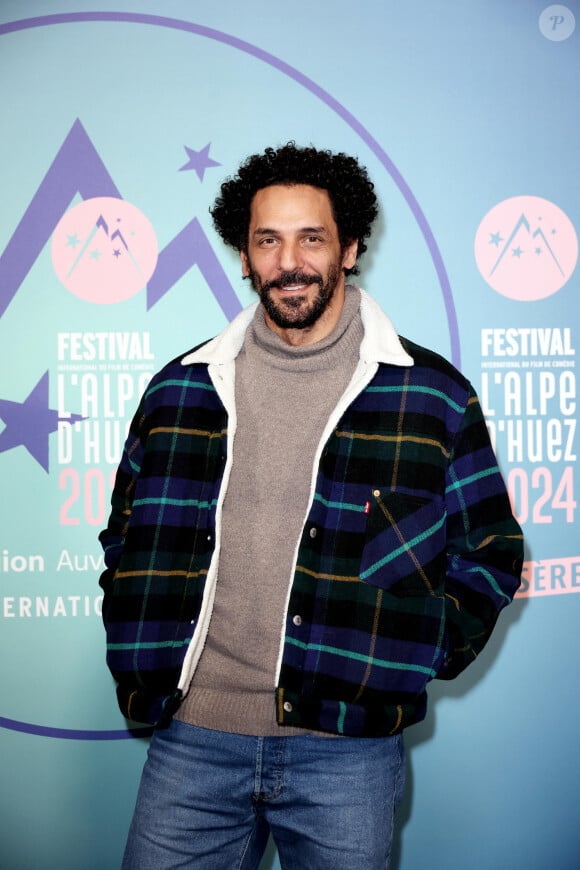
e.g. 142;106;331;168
0;2;578;868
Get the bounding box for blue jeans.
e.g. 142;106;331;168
123;719;405;870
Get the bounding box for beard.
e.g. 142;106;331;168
246;263;343;330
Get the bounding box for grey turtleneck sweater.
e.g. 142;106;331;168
177;286;364;735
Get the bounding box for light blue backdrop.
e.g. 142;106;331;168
0;2;578;868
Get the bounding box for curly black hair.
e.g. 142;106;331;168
210;143;378;276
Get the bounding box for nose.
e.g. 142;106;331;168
278;239;302;273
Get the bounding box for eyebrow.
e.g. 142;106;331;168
251;225;328;237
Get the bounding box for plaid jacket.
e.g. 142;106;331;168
99;291;523;736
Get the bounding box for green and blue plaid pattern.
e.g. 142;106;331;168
99;337;523;735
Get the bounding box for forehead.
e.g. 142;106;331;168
249;184;336;230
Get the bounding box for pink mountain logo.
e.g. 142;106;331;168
51;196;158;303
474;195;578;301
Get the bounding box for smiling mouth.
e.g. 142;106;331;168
264;272;322;294
277;282;310;292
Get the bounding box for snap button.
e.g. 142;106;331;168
309;527;317;538
283;701;293;713
373;489;381;498
292;614;302;626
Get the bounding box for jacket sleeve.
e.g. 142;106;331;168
438;386;524;680
98;399;146;604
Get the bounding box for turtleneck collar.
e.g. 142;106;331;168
181;285;414;369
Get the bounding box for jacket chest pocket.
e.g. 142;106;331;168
359;490;447;596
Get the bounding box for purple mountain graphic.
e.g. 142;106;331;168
0;118;241;319
490;213;565;277
66;214;140;279
110;226;129;250
0;119;242;472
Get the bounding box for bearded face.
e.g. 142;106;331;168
240;184;358;343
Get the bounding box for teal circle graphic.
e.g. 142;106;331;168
0;11;457;739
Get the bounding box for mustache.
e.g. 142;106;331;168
260;270;323;294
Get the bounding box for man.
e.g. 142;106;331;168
99;143;523;869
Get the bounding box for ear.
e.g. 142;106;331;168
240;249;250;277
342;239;359;272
